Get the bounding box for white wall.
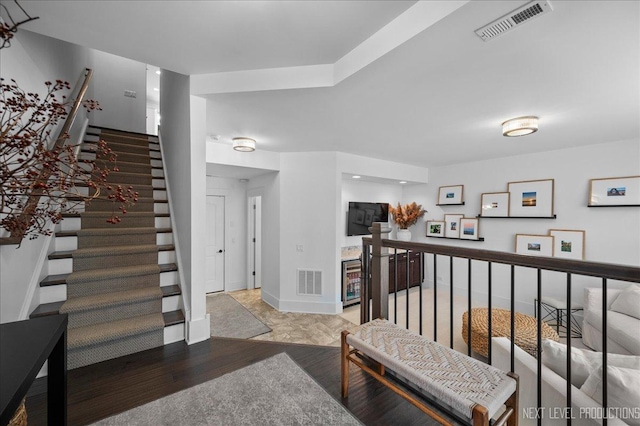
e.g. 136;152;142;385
87;50;147;133
159;71;209;343
206;176;248;292
403;138;640;315
277;152;341;313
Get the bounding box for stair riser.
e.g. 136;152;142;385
160;270;179;286
55;233;173;252
65;298;162;329
151;169;164;178
150;159;163;168
68;329;163;369
48;251;174;274
164;323;185;345
162;294;181;313
106;163;153;174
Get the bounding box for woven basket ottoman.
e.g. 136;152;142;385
462;308;559;358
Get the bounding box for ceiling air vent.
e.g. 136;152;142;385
475;1;553;42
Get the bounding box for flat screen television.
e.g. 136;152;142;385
347;202;389;236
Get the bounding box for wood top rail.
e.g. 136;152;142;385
362;237;640;284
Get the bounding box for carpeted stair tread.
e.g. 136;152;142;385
61;287;162;314
40;263;177;287
84;140;158;152
72;244;159;259
67;313;165;349
77;227;157;237
56;227;172;238
66;264;161;284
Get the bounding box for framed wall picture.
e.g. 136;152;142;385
480;192;510;217
426;220;445;237
444;214;464;238
437;185;464;205
508;179;554;217
515;234;554;257
589;175;640;206
549;229;585;260
459;218;479;240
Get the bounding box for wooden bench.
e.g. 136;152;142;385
342;319;519;426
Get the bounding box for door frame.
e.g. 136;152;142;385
247;195;262;289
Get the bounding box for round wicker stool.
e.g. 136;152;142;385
462;308;559;358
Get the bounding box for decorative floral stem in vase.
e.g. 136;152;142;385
389;202;427;241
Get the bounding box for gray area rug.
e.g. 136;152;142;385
92;352;362;425
207;293;271;339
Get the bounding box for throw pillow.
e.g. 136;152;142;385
610;284;640;320
581;365;640;426
541;339;640;387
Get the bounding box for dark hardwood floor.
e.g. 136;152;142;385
25;337;456;425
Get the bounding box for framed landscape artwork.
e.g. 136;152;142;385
508;179;554;217
444;214;464;238
549;229;585;260
589;175;640;206
480;192;510;217
515;234;554;257
426;220;445;237
459;218;479;240
438;185;464;205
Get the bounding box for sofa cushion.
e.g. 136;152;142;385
611;284;640;320
585;309;640;355
581;365;640;426
542;339;640;388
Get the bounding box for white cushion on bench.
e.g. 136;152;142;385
346;318;516;419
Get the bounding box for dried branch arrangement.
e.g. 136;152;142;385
1;78;137;240
389;202;426;229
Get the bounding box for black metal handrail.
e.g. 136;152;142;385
361;223;640;426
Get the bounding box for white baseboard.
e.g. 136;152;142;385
186;314;210;344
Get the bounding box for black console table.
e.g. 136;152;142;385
0;314;68;426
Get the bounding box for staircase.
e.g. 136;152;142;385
30;126;185;369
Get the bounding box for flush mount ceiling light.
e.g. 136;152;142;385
502;116;539;137
352;175;361;179
232;137;256;152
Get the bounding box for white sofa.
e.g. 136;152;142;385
491;337;628;425
582;287;640;356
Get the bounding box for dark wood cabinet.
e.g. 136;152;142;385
388;251;422;293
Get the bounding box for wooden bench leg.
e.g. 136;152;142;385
472;405;489;426
506;372;519;426
341;330;350;398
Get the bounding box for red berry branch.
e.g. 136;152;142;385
1;78;138;240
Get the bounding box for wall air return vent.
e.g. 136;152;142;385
297;269;322;296
475;1;553;42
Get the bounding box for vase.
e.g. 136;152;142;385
396;228;411;241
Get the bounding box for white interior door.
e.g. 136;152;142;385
206;196;225;293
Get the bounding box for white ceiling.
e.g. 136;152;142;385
16;0;640;172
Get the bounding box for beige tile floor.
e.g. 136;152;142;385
227;287;471;350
